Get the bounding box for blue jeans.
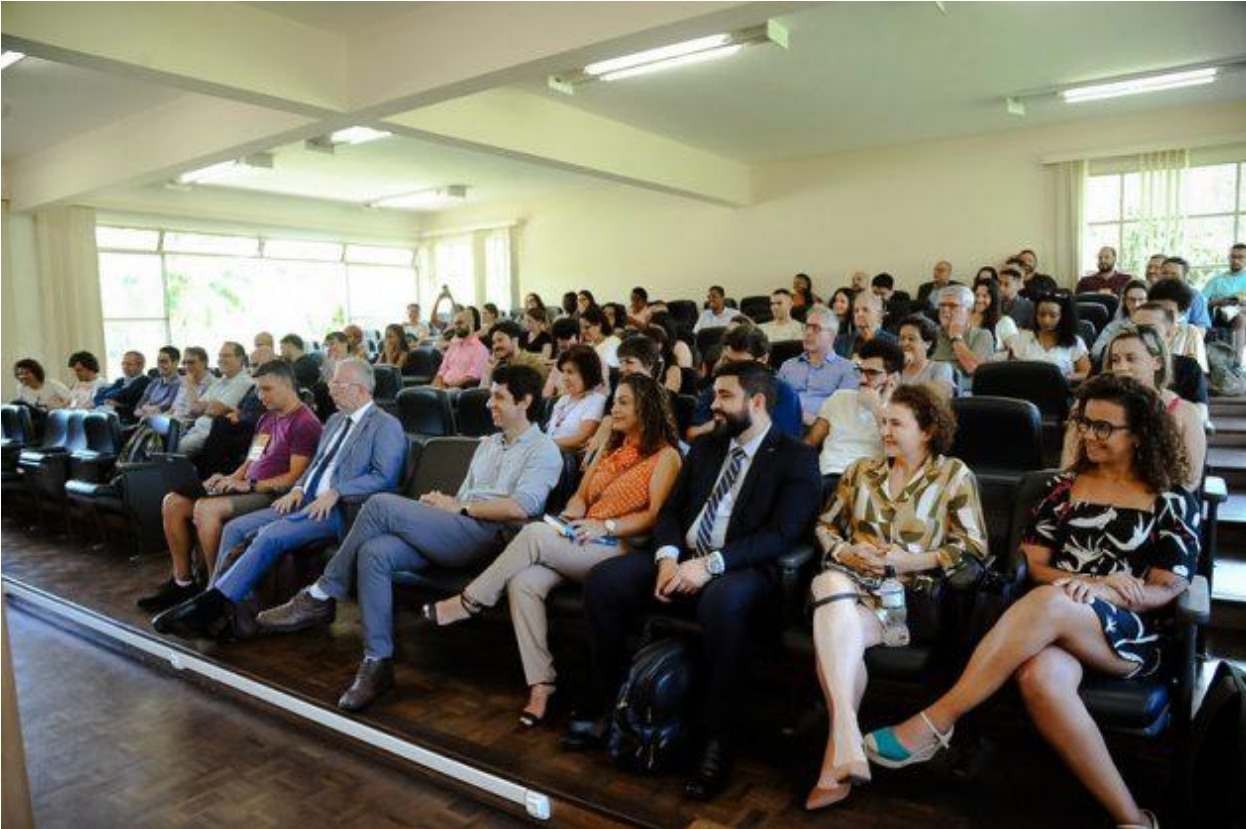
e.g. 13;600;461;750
212;506;344;603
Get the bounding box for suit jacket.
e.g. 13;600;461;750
297;402;407;499
655;425;821;571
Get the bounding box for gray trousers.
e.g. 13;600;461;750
317;493;507;659
463;522;623;686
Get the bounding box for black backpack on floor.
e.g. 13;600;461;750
1185;660;1246;829
608;637;698;774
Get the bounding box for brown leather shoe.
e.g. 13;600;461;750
256;589;335;634
337;658;394;712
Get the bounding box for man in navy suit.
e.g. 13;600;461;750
152;358;407;639
565;361;822;799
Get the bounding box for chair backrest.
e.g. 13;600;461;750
1003;469;1062;579
455;387;499;437
61;410;90;453
740;295;772;323
1075;302;1109;336
406;436;480;498
39;409;74;449
1;405;33;444
695;327;727;354
1074;292;1120;320
951;396;1044;473
396;386;456;436
672;394;698;439
82;411;122;454
971;361;1071;422
402;347;442;379
666;300;698;332
1077;319;1097;346
372;364;401;401
545;450;584;515
677;366;698;396
769;339;805;369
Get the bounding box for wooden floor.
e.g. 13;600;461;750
0;522;1168;829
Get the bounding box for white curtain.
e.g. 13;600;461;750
34;206;105;382
1052;159;1086;289
1131;149;1188;265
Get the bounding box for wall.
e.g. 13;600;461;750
420;100;1246;304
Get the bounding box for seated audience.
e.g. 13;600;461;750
541;317;584;398
152;358;406;641
521;307;553;360
602;302;629;334
850;270;870;293
65;351;108;409
320;331;351;383
998;266;1035;330
254;332;275;352
1147;277;1209;372
645;323;685;394
692;285;741;333
404;303;429;342
970;278;1017;355
806;338;905;479
975;266;998;284
376;324;412;372
626;286;663;329
583;335;667;466
278;334;322;391
13;358;69;411
931;285;994;388
137;361;323;613
177;342;255;456
427;374;682;725
792;272;822;310
432;309;491;389
1076;246;1133;295
133;346;182;417
871;273;912;332
778;306;859;426
95;350;151;420
896;315;956;398
1006;293;1090;380
480;320;549;386
915;260;960;310
865;374;1198;829
558;291;579;319
1161;256;1211;330
1203;242;1246;364
579;306;621;370
576;290;598;318
687;326;803;442
170;347;216;426
1022;273;1059;299
1065;325;1205;490
1091;279;1151;363
760;289;805;343
1016;248;1039;279
255;365;560;711
805;383;986;809
524;292;546;314
1131;302;1208;412
564;362;822;801
834;291;896;358
1144;253;1167;285
429;285;456;334
545;345;607;453
343;324;368;358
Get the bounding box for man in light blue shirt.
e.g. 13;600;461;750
777;305;858;426
1204;243;1246;363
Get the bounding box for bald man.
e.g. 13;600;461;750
834;290;897;358
916;260;961;310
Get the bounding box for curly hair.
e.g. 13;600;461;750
889;382;956;456
1070;373;1189;492
606;373;678;456
1031;293;1081;348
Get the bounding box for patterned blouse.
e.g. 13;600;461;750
583;442;671;520
817;454;988;585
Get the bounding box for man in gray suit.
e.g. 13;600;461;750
153;358;407;639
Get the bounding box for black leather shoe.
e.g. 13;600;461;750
152;589;229;640
684;738;733;800
136;578;200;613
337;658;394;712
561;715;610;751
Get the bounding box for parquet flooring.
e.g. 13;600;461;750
1;522;1163;828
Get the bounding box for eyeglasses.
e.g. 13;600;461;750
1073;415;1130;441
853;365;888;379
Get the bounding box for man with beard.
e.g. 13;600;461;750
563;361;821;801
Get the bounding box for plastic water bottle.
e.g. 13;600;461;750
877;566;910;647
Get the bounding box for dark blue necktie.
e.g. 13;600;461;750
303;419;353;497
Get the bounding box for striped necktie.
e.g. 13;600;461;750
303;418;354;498
694;446;748;557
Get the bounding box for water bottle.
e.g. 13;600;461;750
877;566;910;647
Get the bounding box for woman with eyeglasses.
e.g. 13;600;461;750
1063;324;1205;490
865;373;1198;829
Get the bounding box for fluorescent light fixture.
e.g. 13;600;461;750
549;21;787;93
329;126;392;145
0;51;26;70
1061;68;1217;103
369;185;469;211
175;153;274;185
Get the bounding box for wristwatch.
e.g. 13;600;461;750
604;519;618;536
705;551;726;577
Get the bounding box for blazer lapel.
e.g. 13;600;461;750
726;428;780;540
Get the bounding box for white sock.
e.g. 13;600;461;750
174;578;193;588
307;583;329;601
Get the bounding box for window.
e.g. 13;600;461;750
484;228;513;309
430;235;476;307
98;252;168;377
1084;161;1246;287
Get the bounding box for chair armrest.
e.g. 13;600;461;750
1203;475;1227;505
1175;575;1210;626
777;542;815;575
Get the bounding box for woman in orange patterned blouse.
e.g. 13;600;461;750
428;373;682;726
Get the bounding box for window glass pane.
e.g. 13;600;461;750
163;231;259;257
1086;175;1121;223
99;253;165;319
96;226;160;251
1239;163;1246;212
432;236;476;306
1085;224;1120;273
1121;173;1142;221
103;320;169;380
484;229;512;310
345;244;413;266
1183;215;1237;270
347;265;418;333
1183;163;1237;216
263;239;343;262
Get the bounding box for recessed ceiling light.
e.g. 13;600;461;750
369;185;469;211
329;126;392;145
0;51;26;70
175;153;274;185
1061;67;1217;103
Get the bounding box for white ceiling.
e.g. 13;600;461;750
243;1;428;34
521;2;1246;162
0;56;184;161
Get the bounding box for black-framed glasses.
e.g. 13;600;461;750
1073;415;1130;441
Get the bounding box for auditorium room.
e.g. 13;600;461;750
4;3;1246;828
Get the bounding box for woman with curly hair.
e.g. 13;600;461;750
426;373;682;727
865;374;1199;829
803;383;987;809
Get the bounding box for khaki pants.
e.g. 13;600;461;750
464;522;624;686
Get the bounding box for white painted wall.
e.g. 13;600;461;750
421;100;1246;304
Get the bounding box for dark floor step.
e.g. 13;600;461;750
1210;396;1246;419
1210;416;1246;448
1208;447;1246;488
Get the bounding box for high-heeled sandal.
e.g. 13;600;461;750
804;759;870;810
519;684;557;728
864;711;954;769
1116;809;1158;829
421;594;483;626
